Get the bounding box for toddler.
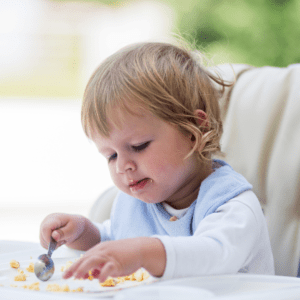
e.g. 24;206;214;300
40;42;274;282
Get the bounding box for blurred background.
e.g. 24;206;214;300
1;0;299;243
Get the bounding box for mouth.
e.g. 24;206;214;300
129;178;150;186
129;178;152;191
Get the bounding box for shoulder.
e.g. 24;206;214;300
217;190;264;226
195;160;252;216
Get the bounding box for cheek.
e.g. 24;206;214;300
108;165;118;183
146;151;185;177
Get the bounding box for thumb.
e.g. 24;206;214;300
51;217;83;244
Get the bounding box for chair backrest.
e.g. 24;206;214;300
217;63;300;277
89;63;300;277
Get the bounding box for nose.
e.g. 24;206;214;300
116;154;137;174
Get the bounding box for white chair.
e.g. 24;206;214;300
89;63;300;277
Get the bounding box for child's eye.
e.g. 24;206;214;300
132;141;151;152
108;153;117;162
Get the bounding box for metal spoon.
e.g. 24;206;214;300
34;236;57;281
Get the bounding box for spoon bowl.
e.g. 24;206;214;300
34;237;57;281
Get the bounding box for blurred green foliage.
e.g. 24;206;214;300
54;0;300;67
167;0;300;67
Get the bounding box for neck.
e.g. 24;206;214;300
165;159;213;210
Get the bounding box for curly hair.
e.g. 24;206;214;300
81;42;233;161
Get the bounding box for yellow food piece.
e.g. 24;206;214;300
46;283;70;292
88;270;94;280
14;273;26;281
26;262;34;273
10;260;20;269
111;270;150;286
117;276;126;284
61;284;70;292
72;287;84;292
22;282;40;291
100;277;116;287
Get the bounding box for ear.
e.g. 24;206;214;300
194;109;209;128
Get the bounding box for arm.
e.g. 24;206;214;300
63;236;166;281
156;191;265;279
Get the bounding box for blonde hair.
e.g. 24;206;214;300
82;42;233;161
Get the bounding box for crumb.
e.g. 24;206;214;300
10;260;20;269
22;282;40;290
26;262;34;273
142;270;150;280
61;284;70;292
100;277;116;287
46;283;70;292
10;284;18;288
118;270;150;283
134;269;144;282
88;270;94;280
117;276;126;284
129;273;136;281
14;273;26;281
46;284;60;292
72;287;84;292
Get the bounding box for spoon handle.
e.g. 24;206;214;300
48;236;57;257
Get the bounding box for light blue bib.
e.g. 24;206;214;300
110;160;252;240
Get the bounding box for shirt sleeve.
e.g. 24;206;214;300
93;219;112;242
154;190;261;279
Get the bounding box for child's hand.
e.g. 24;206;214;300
39;213;100;251
63;237;166;282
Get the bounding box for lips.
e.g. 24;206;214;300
129;178;151;192
129;178;149;187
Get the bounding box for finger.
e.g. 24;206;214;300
99;262;117;283
91;269;101;278
40;214;68;246
52;228;65;241
53;216;84;244
63;258;84;279
73;257;101;280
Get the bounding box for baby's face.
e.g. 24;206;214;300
91;109;202;208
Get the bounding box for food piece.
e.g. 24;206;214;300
14;273;26;281
72;287;84;292
46;283;70;292
117;276;126;284
116;270;150;285
60;284;70;292
100;277;116;287
22;282;40;291
142;270;150;280
10;260;20;269
134;269;149;282
26;262;34;273
88;270;94;280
